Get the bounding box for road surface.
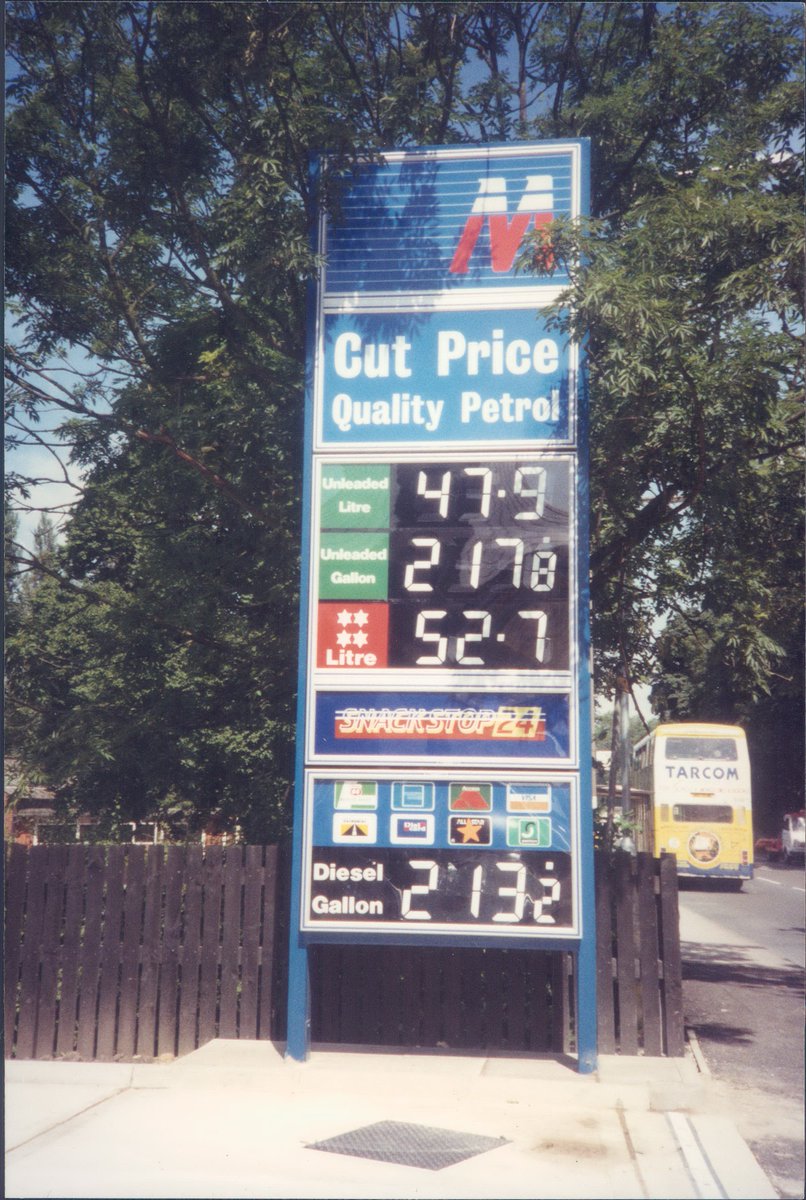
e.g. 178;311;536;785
678;861;805;1198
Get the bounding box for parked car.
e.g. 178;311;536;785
755;811;806;864
781;811;806;865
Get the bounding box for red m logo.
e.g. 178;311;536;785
449;175;554;275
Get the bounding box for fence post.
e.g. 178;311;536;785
614;850;639;1054
15;847;50;1058
637;853;662;1055
594;852;616;1053
659;853;685;1055
55;845;87;1057
4;843;29;1056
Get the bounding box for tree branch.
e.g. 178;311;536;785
5;351;276;524
7;547;234;653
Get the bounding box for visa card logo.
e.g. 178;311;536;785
507;784;552;813
450;176;554;275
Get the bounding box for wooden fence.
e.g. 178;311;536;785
311;942;573;1054
596;850;684;1056
4;842;285;1061
5;843;683;1061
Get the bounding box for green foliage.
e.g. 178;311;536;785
593;808;642;857
5;2;804;837
519;1;803;820
4;504;21;634
594;709;650;752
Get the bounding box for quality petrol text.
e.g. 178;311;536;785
320;310;571;444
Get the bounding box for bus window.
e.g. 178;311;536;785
672;804;734;823
665;738;738;761
633;736;652;770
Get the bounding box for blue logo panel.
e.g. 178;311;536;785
311;777;572;851
323;148;578;294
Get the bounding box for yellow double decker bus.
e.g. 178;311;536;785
631;722;753;885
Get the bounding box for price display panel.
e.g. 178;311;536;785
312;453;574;679
301;773;579;938
289;142;592;1069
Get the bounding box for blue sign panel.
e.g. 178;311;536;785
323;146;580;294
290;139;591;998
300;772;580;938
319;308;572;446
311;777;572;851
312;689;571;764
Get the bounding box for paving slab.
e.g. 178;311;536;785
5;1040;778;1199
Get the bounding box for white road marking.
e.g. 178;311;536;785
667;1111;724;1198
756;869;806;892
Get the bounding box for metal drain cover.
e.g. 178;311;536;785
307;1119;509;1171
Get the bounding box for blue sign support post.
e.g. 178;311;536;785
288;140;595;1071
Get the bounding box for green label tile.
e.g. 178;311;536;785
318;532;389;599
320;464;390;529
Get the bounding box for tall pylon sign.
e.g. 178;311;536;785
288;141;596;1071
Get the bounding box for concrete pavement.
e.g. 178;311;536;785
5;1039;778;1199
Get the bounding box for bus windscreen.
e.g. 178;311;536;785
665;738;738;761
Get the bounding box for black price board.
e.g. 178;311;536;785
314;454;573;678
304;846;573;933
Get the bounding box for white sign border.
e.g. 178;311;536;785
301;767;581;939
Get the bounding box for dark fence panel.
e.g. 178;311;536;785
594;850;684;1057
309;942;572;1054
5;844;683;1061
309;851;682;1057
658;853;685;1052
5;842;29;1051
75;845;106;1059
5;843;282;1061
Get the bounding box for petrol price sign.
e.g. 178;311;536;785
300;772;579;937
308;850;571;926
306;451;577;767
290;139;591;987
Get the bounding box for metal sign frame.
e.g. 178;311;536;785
288;140;595;1070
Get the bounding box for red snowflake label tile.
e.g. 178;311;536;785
317;603;389;668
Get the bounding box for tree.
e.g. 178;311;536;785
4;0;485;837
4;505;21;636
5;2;803;836
518;2;804;823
